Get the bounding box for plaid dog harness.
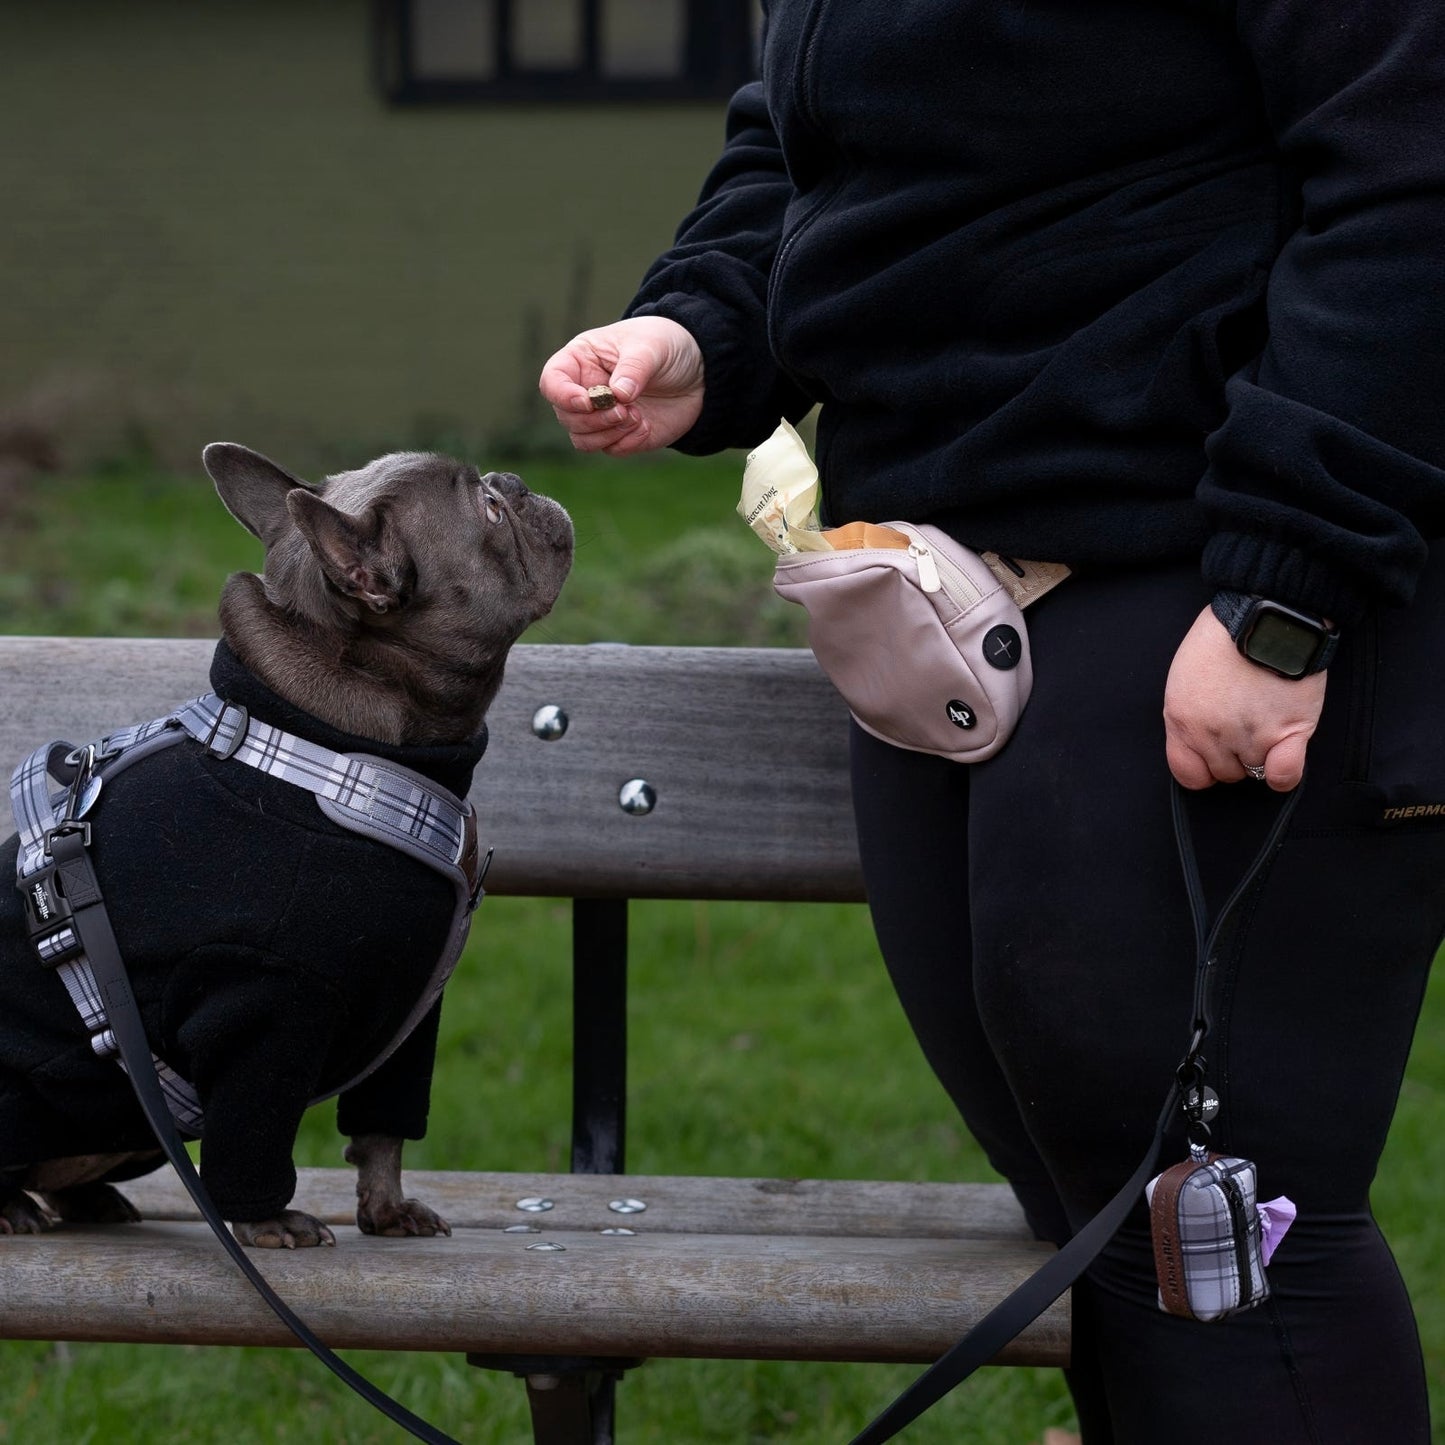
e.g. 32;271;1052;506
10;693;486;1135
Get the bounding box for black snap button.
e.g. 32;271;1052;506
983;624;1022;671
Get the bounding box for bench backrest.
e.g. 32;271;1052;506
0;637;864;903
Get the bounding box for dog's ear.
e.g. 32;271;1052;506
286;488;414;615
204;442;311;549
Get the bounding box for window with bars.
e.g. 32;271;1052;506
373;0;759;104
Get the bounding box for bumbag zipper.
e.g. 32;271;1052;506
902;530;982;606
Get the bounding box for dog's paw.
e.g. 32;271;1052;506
0;1187;53;1236
232;1210;337;1249
41;1182;143;1224
357;1197;452;1239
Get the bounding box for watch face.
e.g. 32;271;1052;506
1245;610;1321;678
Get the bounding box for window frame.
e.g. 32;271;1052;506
372;0;757;105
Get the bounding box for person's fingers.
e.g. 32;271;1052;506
560;411;641;452
538;319;703;454
605;356;657;407
1166;733;1219;790
1163;605;1325;792
1261;731;1308;791
539;349;610;414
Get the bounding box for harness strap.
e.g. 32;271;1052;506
171;695;482;899
15;732;210;1131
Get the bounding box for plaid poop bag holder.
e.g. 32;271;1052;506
1146;1153;1271;1320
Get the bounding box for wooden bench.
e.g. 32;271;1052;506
0;637;1064;1444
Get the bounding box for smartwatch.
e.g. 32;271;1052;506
1211;591;1340;680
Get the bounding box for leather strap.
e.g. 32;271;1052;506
1149;1158;1202;1319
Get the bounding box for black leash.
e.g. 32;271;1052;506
846;777;1302;1445
29;757;1300;1445
38;819;461;1445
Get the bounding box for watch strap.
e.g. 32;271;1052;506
1210;589;1256;640
1210;590;1339;676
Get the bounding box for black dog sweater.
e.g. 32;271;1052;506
0;641;484;1222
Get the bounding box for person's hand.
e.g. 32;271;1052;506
1163;605;1326;791
538;317;705;456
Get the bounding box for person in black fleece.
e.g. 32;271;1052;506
0;640;479;1224
541;5;1445;1441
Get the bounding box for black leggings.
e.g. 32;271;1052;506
849;552;1445;1444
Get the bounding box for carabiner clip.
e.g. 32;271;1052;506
59;744;98;825
43;744;100;854
1175;1027;1220;1149
1174;1021;1207;1085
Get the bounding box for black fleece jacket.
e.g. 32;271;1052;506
0;642;484;1220
628;0;1445;624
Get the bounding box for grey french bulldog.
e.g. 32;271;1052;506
0;444;573;1247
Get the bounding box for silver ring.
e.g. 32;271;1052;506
1244;764;1267;781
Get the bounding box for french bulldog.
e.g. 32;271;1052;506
0;444;572;1247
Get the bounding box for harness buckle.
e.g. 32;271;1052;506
41;819;92;854
19;860;83;969
202;702;250;760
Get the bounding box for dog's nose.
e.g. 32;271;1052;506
483;470;527;499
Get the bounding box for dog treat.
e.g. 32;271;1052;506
737;419;832;555
587;385;617;412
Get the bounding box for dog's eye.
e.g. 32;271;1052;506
483;493;503;525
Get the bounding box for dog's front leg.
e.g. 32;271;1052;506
344;1134;451;1238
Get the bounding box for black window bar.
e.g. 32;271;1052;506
373;0;758;105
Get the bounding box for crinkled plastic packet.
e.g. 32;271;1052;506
738;420;833;554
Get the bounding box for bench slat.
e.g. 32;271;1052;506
0;1222;1066;1366
0;637;864;901
122;1167;1036;1241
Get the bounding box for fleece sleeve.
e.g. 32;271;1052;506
335;996;442;1142
1197;1;1445;622
625;73;815;453
173;958;337;1222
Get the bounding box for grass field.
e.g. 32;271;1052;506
0;449;1440;1443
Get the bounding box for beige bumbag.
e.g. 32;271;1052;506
738;420;1062;763
773;521;1033;762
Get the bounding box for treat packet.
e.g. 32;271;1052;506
737;418;1072;608
737;420;833;554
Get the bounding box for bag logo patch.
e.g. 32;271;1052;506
946;699;977;730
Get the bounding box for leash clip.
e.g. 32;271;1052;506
42;744;100;854
60;743;97;821
1175;1022;1207;1083
1175;1023;1218;1146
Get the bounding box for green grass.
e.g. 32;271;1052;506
0;449;808;649
0;453;1441;1442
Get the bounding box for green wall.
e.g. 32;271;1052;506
0;1;729;470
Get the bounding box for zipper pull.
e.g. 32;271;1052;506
908;542;942;593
